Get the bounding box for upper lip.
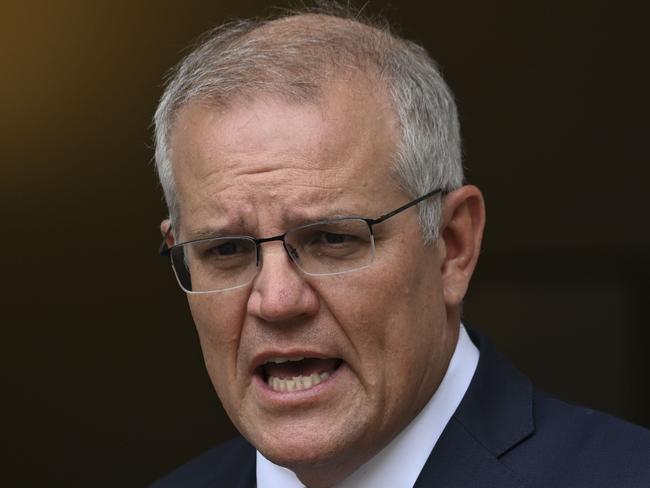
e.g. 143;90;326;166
250;350;341;374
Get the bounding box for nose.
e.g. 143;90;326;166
247;241;320;323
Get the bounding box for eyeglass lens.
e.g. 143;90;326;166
170;218;375;293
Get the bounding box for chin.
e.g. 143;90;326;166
255;425;354;468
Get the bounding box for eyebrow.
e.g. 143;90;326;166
184;226;242;241
183;208;366;241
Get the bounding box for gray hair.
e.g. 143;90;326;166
154;4;463;242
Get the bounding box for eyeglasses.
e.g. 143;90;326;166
160;188;444;294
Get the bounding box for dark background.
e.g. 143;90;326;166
3;0;648;485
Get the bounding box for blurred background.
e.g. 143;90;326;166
2;0;648;485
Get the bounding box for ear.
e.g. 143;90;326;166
160;219;175;247
437;185;485;307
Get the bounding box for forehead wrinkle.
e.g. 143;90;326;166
173;77;398;185
179;203;256;241
172;75;401;240
180;157;395;238
181;181;341;236
207;89;390;171
213;136;351;179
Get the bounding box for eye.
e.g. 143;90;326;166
289;219;371;261
297;221;371;248
321;232;350;245
196;238;255;261
309;231;364;252
305;230;360;248
212;241;239;256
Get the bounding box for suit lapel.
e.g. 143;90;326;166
414;418;527;488
414;329;534;488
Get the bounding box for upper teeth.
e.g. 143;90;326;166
267;372;331;392
266;356;305;364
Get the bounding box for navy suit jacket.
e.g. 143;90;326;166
151;330;650;487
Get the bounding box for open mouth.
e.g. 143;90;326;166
257;357;343;393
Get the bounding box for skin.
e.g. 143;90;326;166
162;73;485;487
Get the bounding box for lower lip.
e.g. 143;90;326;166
252;363;347;407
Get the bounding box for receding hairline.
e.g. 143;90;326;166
167;68;401;190
164;12;404;183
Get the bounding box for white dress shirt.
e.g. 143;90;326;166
256;324;479;488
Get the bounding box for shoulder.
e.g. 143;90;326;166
461;328;650;487
509;391;650;486
149;436;255;488
533;390;650;449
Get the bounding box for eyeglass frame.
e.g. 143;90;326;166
159;187;446;291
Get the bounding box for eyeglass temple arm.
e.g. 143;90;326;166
159;226;173;257
367;188;444;226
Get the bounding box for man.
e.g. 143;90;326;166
151;5;650;488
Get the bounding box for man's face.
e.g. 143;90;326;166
167;77;458;479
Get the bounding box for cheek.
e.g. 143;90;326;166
325;250;444;369
187;295;247;384
317;262;433;364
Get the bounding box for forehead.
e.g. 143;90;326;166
169;76;400;237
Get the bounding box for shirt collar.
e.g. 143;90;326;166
256;324;479;488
